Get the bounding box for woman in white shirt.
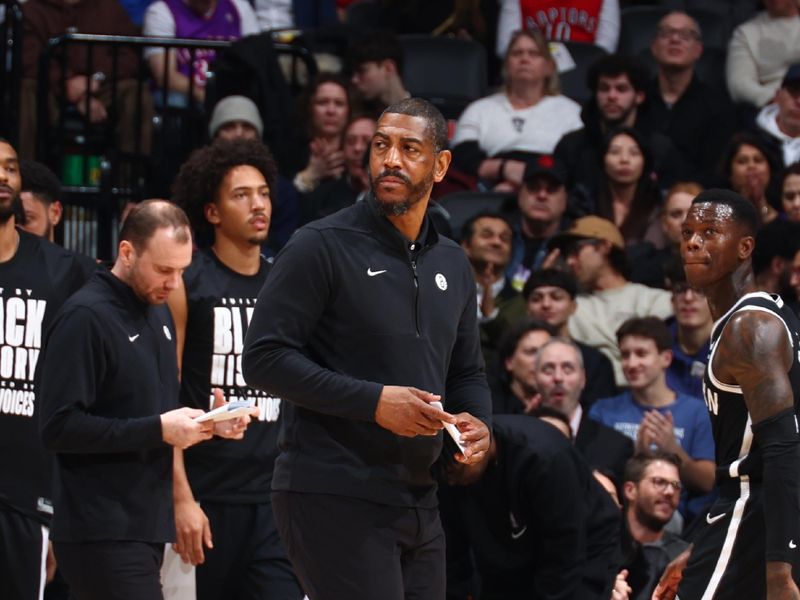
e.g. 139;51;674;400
451;28;582;191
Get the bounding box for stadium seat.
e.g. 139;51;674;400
434;191;515;241
687;8;732;50
618;6;669;58
399;34;488;120
553;41;608;104
345;0;386;29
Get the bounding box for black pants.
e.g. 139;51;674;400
0;507;48;600
272;491;446;600
54;540;164;600
197;501;303;600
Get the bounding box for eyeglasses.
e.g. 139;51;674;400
672;282;705;297
656;27;700;42
648;476;682;493
564;238;598;257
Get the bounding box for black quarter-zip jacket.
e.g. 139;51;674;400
242;196;492;508
39;270;179;543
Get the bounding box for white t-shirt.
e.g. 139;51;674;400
756;103;800;166
254;0;294;31
451;92;582;155
568;283;673;386
143;0;260;59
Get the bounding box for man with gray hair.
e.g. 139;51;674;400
535;337;633;485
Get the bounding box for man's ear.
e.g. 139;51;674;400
48;201;63;227
204;202;220;226
433;149;452;184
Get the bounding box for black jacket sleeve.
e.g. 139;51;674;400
242;228;383;420
39;307;163;453
451;140;487;176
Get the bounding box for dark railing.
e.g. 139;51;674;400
33;33;316;258
0;0;23;147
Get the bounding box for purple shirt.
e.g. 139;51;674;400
163;0;242;87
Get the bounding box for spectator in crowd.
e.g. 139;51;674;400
791;244;800;307
535;337;634;486
348;33;410;112
252;0;336;31
291;73;351;194
656;181;702;251
550;216;673;384
299;114;377;224
726;0;800;108
495;0;620;57
438;413;622;600
208;95;299;252
620;451;690;600
451;29;582;191
555;54;685;198
168;139;303;599
781;161;800;222
522;268;617;407
752;218;800;304
638;11;737;184
664;269;712;400
143;0;259;106
491;318;556;415
19;0;152;160
720;132;783;225
756;64;800;167
505;154;571;290
460;211;526;366
589;317;715;521
19;160;63;243
0;139;96;600
593;127;663;246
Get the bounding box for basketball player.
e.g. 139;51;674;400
654;188;800;599
169;138;302;599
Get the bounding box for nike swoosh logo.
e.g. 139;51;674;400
791;540;797;549
367;268;387;277
128;334;139;342
706;512;726;525
511;526;527;540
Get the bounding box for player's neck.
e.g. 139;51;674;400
212;236;262;276
385;198;428;242
632;378;674;408
703;266;757;321
0;217;19;262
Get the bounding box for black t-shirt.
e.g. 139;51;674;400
0;229;95;522
180;249;281;503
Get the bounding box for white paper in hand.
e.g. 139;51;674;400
194;399;256;423
431;401;467;454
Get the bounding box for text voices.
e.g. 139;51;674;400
0;297;46;381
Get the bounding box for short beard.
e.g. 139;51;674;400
634;503;670;533
371;169;433;217
0;195;22;225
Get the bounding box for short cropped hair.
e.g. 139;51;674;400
535;336;585;371
119;200;191;252
691;188;759;237
587;54;649;94
623;450;682;484
461;211;513;244
20;160;61;205
616;316;672;353
497;317;557;367
382;97;449;154
522;268;578;301
348;32;404;75
171;138;277;245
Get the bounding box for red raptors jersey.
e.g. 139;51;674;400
519;0;604;44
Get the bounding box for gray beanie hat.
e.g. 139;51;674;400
208;95;264;138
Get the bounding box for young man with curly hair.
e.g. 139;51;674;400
168;138;303;600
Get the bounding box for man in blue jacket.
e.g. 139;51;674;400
243;98;492;600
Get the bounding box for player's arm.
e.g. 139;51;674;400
720;311;800;598
166;277;188;376
172;447;212;565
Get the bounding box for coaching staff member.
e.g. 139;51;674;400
39;200;254;600
242;97;493;600
653;189;800;599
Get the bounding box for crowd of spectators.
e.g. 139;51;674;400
9;1;800;599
